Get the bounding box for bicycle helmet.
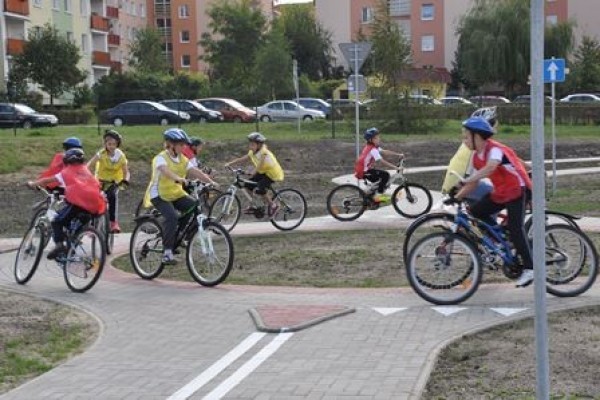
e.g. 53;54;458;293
462;117;494;139
62;137;82;150
363;127;379;142
471;106;497;127
247;132;266;143
103;129;122;147
189;136;204;147
63;148;85;165
163;128;190;144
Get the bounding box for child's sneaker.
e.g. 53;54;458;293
110;221;121;233
162;253;177;266
373;194;391;204
47;243;66;260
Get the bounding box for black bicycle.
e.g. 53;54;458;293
129;195;234;286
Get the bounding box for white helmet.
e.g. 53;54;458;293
247;132;266;143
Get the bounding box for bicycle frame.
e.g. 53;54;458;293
219;168;272;216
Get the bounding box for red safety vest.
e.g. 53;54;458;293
181;145;195;160
61;164;106;215
472;139;532;204
354;144;377;179
38;153;64;190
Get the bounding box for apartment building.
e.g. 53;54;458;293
317;0;599;74
148;0;274;73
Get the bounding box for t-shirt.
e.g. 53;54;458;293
474;146;525;186
148;153;194;199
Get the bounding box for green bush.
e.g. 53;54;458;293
44;108;94;125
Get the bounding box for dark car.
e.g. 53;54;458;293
468;95;511;106
512;95;554;104
0;103;59;129
297;98;332;118
195;98;256;123
161;99;224;123
102;100;191;126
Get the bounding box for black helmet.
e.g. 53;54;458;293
189;136;204;146
62;137;82;150
104;129;122;147
363;127;379;141
63;148;85;165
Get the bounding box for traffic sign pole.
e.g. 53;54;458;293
551;80;556;194
354;45;360;158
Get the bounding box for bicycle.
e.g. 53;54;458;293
326;159;432;221
405;193;598;305
209;166;307;232
15;187;106;293
129;193;234;286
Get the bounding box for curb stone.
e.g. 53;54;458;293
248;304;356;333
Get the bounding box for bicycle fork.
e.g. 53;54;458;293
196;215;215;262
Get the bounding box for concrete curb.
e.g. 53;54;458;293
248;305;356;333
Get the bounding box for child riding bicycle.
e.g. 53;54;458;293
38;136;83;192
142;128;218;265
224;132;284;217
87;129;130;233
27;148;107;260
354;127;404;203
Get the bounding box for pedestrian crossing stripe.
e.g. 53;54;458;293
490;307;528;317
432;306;467;316
370;307;529;317
372;307;407;316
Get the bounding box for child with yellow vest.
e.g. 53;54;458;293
87;130;130;233
224;132;284;217
144;128;218;265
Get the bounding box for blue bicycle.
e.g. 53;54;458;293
406;195;598;305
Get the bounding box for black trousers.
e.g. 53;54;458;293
151;195;197;250
470;191;533;270
364;169;390;193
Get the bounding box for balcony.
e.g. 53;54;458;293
90;14;109;32
4;0;29;16
92;51;111;66
6;38;25;55
110;61;122;73
108;34;120;46
106;5;119;19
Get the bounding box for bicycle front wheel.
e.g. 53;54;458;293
186;220;234;286
392;183;432;219
407;232;482;305
210;193;241;232
402;212;456;265
14;225;46;284
129;218;165;280
326;184;367;221
544;224;598;297
64;227;105;293
271;188;307;231
30;208;52;250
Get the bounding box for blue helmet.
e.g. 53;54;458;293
363;127;379;142
163;128;190;144
62;137;82;150
462;117;494;139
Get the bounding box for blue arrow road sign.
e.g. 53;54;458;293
544;58;565;83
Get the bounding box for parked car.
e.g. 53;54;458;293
257;100;326;122
438;96;473;106
468;95;511;106
297;97;332;118
195;98;256;123
559;93;600;103
399;94;442;105
0;103;58;129
102;100;190;126
512;95;555;104
161;99;223;123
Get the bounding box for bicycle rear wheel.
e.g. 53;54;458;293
14;225;46;284
392;183;432;219
64;227;105;293
129;218;165;279
407;232;482;305
326;184;367;221
186;220;234;286
271;188;307;231
402;212;456;265
544;224;598;297
209;193;241;232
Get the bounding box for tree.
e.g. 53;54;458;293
277;4;333;80
566;36;600;93
200;0;266;87
253;24;294;101
12;24;86;105
128;27;170;74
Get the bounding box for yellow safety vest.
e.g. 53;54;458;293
442;143;472;193
144;150;189;206
94;148;127;182
248;146;284;182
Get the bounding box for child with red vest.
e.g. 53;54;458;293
354;127;404;202
27;148;106;260
454;117;534;287
37;137;83;191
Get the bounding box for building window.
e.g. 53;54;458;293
52;0;60;10
180;30;190;43
66;31;74;43
421;35;434;52
140;4;145;18
131;1;136;15
181;54;191;67
361;7;373;23
33;0;42;8
546;15;558;25
80;0;88;15
178;4;190;18
81;34;88;53
64;0;71;12
421;4;434;20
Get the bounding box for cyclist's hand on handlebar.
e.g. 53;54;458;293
118;179;129;189
443;196;459;206
26;181;38;189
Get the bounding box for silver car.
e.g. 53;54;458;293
257;100;326;122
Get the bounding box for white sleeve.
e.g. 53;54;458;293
489;147;503;162
370;148;382;161
186;160;195;171
54;173;65;187
154;155;167;171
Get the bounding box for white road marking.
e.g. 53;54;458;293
167;332;266;400
432;306;467;316
372;307;407;316
203;333;294;400
491;307;528;317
